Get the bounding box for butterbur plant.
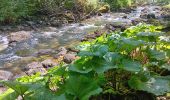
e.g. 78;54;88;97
1;23;170;100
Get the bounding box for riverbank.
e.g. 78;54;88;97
0;5;169;80
0;5;170;97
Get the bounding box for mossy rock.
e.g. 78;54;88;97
98;4;110;13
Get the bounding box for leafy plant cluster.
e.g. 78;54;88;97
0;0;102;23
0;0;37;23
0;0;137;23
103;0;133;10
1;23;170;100
0;0;71;23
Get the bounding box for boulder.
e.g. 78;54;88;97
67;48;80;53
8;31;31;43
98;5;110;13
147;13;156;19
50;19;62;27
24;62;47;75
41;59;58;68
0;87;7;94
63;54;76;64
0;70;13;81
53;47;67;59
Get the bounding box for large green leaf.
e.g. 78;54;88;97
1;81;29;96
118;38;144;52
137;32;163;37
148;49;166;61
0;89;19;100
120;59;142;72
69;58;93;74
78;44;109;57
121;38;144;47
65;75;102;100
161;63;170;71
103;52;123;66
69;57;114;74
92;57;114;74
25;88;66;100
128;76;170;95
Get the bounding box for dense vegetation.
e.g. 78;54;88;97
0;0;137;23
0;23;169;99
1;0;170;24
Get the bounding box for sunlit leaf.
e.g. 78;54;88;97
148;49;166;61
128;76;170;95
161;63;170;71
65;75;102;100
78;44;109;57
120;59;142;72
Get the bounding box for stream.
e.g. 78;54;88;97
0;5;169;79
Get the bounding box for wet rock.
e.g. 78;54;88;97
0;70;13;80
131;18;146;25
122;15;127;19
94;31;103;37
153;7;161;11
8;41;17;47
0;87;7;94
53;47;67;59
63;54;76;64
24;62;47;75
97;13;102;16
79;23;85;26
57;47;67;55
13;72;27;79
8;31;31;43
80;38;88;42
105;24;116;31
50;20;60;27
141;7;149;13
41;59;58;68
147;13;156;19
67;48;80;53
37;49;55;56
110;24;128;31
86;34;96;39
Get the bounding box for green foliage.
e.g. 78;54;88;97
1;23;170;99
0;0;37;23
103;0;133;10
129;75;170;95
64;75;102;100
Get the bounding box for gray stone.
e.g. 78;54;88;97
53;47;67;58
0;70;13;81
8;31;31;43
41;59;58;68
0;87;7;94
147;13;156;19
63;54;76;64
25;62;47;75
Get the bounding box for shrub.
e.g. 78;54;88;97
0;0;37;23
103;0;133;10
75;0;100;13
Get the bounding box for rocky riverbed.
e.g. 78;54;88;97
0;5;169;84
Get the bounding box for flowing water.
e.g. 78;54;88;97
0;6;169;75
